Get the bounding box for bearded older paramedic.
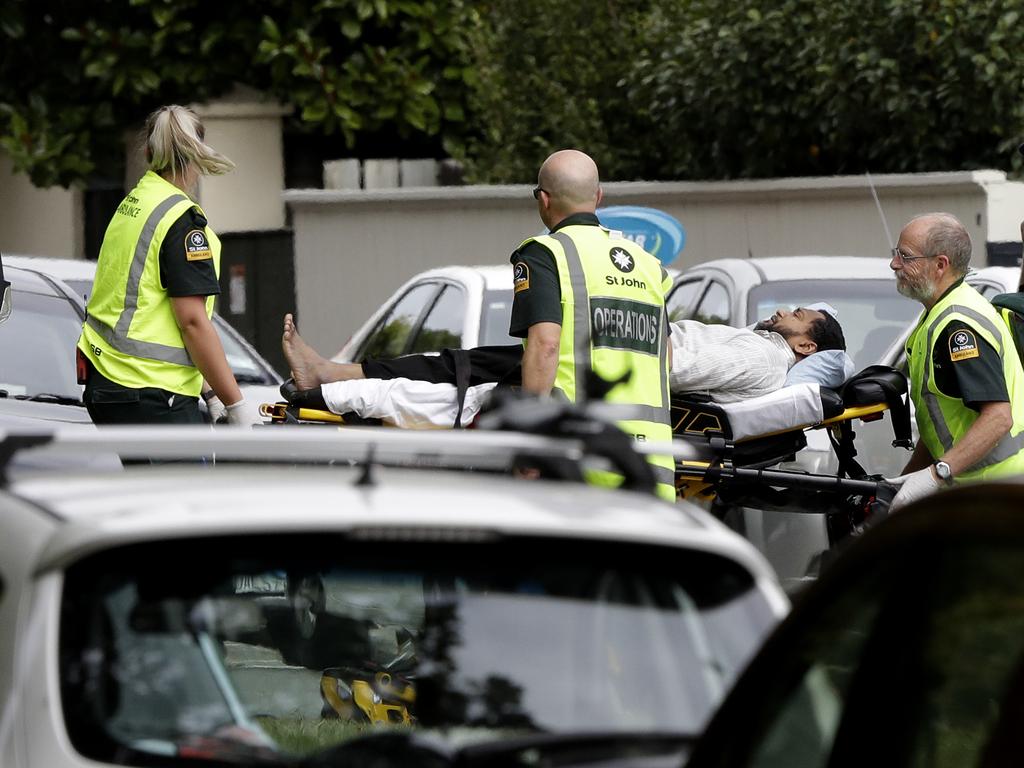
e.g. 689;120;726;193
509;149;676;500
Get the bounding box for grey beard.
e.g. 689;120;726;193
896;274;936;303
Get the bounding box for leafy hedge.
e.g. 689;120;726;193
0;0;476;187
4;0;1024;187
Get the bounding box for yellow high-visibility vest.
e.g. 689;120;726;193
906;281;1024;480
522;225;676;500
78;171;219;396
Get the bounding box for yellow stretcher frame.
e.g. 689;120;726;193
260;402;346;424
675;401;892;500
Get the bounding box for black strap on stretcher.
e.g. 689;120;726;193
829;365;913;479
449;348;472;429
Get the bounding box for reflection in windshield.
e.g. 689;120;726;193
747;280;919;368
0;289;84;400
217;320;273;383
60;537;776;765
479;290;517;346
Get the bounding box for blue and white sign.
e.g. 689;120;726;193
596;206;686;266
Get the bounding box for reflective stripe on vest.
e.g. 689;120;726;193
545;230;676;501
550;232;671;427
86;193;193;367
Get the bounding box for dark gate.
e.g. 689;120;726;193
217;229;295;376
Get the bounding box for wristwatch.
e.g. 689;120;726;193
934;460;954;487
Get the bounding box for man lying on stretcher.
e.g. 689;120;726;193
278;307;848;428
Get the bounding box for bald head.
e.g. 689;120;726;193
537;150;601;215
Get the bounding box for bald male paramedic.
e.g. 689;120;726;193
886;212;1024;511
509;149;676;501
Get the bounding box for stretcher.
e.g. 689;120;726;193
260;364;910;545
667;364;910;546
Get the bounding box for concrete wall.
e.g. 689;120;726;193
0;151;82;258
284;170;1024;355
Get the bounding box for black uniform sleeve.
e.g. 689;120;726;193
932;320;1009;408
159;208;222;298
508;241;562;338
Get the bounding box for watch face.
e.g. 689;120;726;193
935;462;953;481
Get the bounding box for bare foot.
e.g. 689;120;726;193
282;313;327;390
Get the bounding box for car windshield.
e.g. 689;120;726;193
60;535;775;766
478;289;516;346
0;287;83;400
747;279;920;368
216;319;277;384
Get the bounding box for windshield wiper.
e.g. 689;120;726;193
233;373;270;384
17;392;85;406
301;730;695;768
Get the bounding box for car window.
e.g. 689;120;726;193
694;523;1024;768
59;536;778;764
693;280;731;325
214;319;277;384
358;283;441;361
0;288;83;400
479;289;517;347
408;284;465;353
667;278;705;323
747;279;920;369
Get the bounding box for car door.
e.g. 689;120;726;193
355;282;444;361
668;272;734;326
685;484;1024;768
407;282;467;353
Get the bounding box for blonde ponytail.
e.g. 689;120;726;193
145;105;235;178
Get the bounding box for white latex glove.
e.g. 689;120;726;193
225;397;265;427
205;394;228;424
884;467;941;512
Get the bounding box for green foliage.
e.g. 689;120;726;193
623;0;1024;179
0;0;476;188
454;0;658;183
459;0;1024;182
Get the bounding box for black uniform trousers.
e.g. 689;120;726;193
83;361;203;425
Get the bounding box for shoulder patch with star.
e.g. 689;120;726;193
184;229;212;261
949;328;980;361
513;261;530;293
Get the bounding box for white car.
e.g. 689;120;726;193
332;265;516;362
0;265;92;428
3;254;283;410
0;426;788;768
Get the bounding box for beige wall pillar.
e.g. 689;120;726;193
192;91;291;233
0;151;83;258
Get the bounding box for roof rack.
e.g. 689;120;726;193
0;428;704;493
0;426;703;490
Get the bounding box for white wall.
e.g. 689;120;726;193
284;170;1018;355
0;151;82;258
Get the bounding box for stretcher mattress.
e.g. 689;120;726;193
672;382;846;443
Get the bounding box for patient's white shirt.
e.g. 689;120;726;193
669;320;795;403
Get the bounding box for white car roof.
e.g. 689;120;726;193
14;467;771;576
687;255;896;283
409;264;512;291
3;428;782;599
2;254;96;282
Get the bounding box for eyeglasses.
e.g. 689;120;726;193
890;246;935;264
532;186;547;200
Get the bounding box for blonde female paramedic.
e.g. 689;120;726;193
77;104;261;426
